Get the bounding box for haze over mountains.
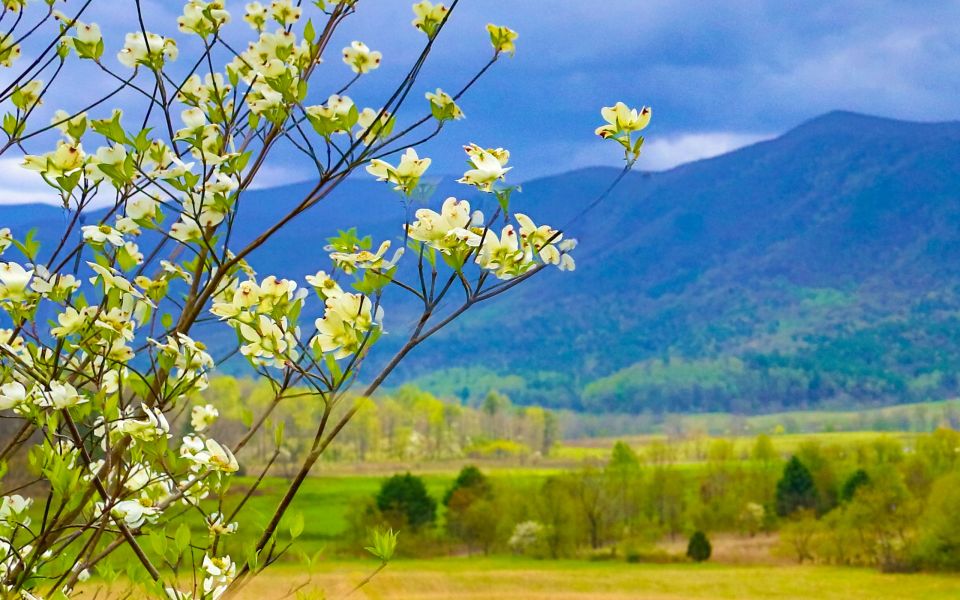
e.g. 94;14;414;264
7;111;960;414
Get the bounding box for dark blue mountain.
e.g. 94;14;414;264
7;111;960;413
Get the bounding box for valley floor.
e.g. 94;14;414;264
135;559;960;600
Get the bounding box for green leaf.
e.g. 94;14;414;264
289;511;304;539
12;228;40;261
148;528;167;555
175;522;191;552
240;407;254;428
364;528;398;562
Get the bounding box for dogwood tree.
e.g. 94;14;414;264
0;0;649;597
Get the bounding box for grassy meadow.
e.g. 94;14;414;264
83;413;960;599
89;559;960;599
211;427;936;557
73;408;960;600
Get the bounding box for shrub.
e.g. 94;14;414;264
686;530;712;562
508;521;544;555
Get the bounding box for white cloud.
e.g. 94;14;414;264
566;131;773;175
0;154;314;206
246;164;313;190
640;132;773;171
0;158;61;205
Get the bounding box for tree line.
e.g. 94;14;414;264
198;378;560;471
345;428;960;572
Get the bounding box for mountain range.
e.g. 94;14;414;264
6;111;960;414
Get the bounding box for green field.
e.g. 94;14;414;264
114;559;960;599
223;470;558;553
223;429;921;552
81;426;960;599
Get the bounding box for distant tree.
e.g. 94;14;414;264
609;441;641;470
738;502;766;538
444;466;496;553
376;473;437;530
840;469;870;502
686;531;712;562
446;495;499;555
443;465;492;506
568;467;616;549
508;521;545;556
536;477;581;558
482;391;512;438
606;441;643;530
542;410;560;456
796;442;840;513
841;466;919;571
646;442;686;538
915;472;960;570
778;510;820;563
775;456;819;517
751;434;778;465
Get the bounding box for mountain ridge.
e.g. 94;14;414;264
3;111;960;414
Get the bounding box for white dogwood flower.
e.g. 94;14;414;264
191;404;219;432
425;88;464;121
411;1;448;37
366;148;431;195
342;41;382;74
457;143;511;191
0;262;33;300
0;382;29;410
117;32;178;68
38;382;86;410
404;197;474;253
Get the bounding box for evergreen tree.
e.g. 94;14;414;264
686;531;712;562
775;456;819;517
840;468;870;502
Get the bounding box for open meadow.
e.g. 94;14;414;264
88;559;960;600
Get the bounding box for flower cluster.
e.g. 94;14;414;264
211;276;305;368
404;197;575;279
178;0;231;38
227;26;311;124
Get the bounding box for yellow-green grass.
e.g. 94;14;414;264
564;431;919;459
88;559;960;599
675;399;960;435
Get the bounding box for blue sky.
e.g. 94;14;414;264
3;0;960;200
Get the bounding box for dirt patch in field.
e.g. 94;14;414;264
657;532;789;566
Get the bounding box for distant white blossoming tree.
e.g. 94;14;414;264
0;0;650;597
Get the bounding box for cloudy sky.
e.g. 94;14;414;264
3;0;960;200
